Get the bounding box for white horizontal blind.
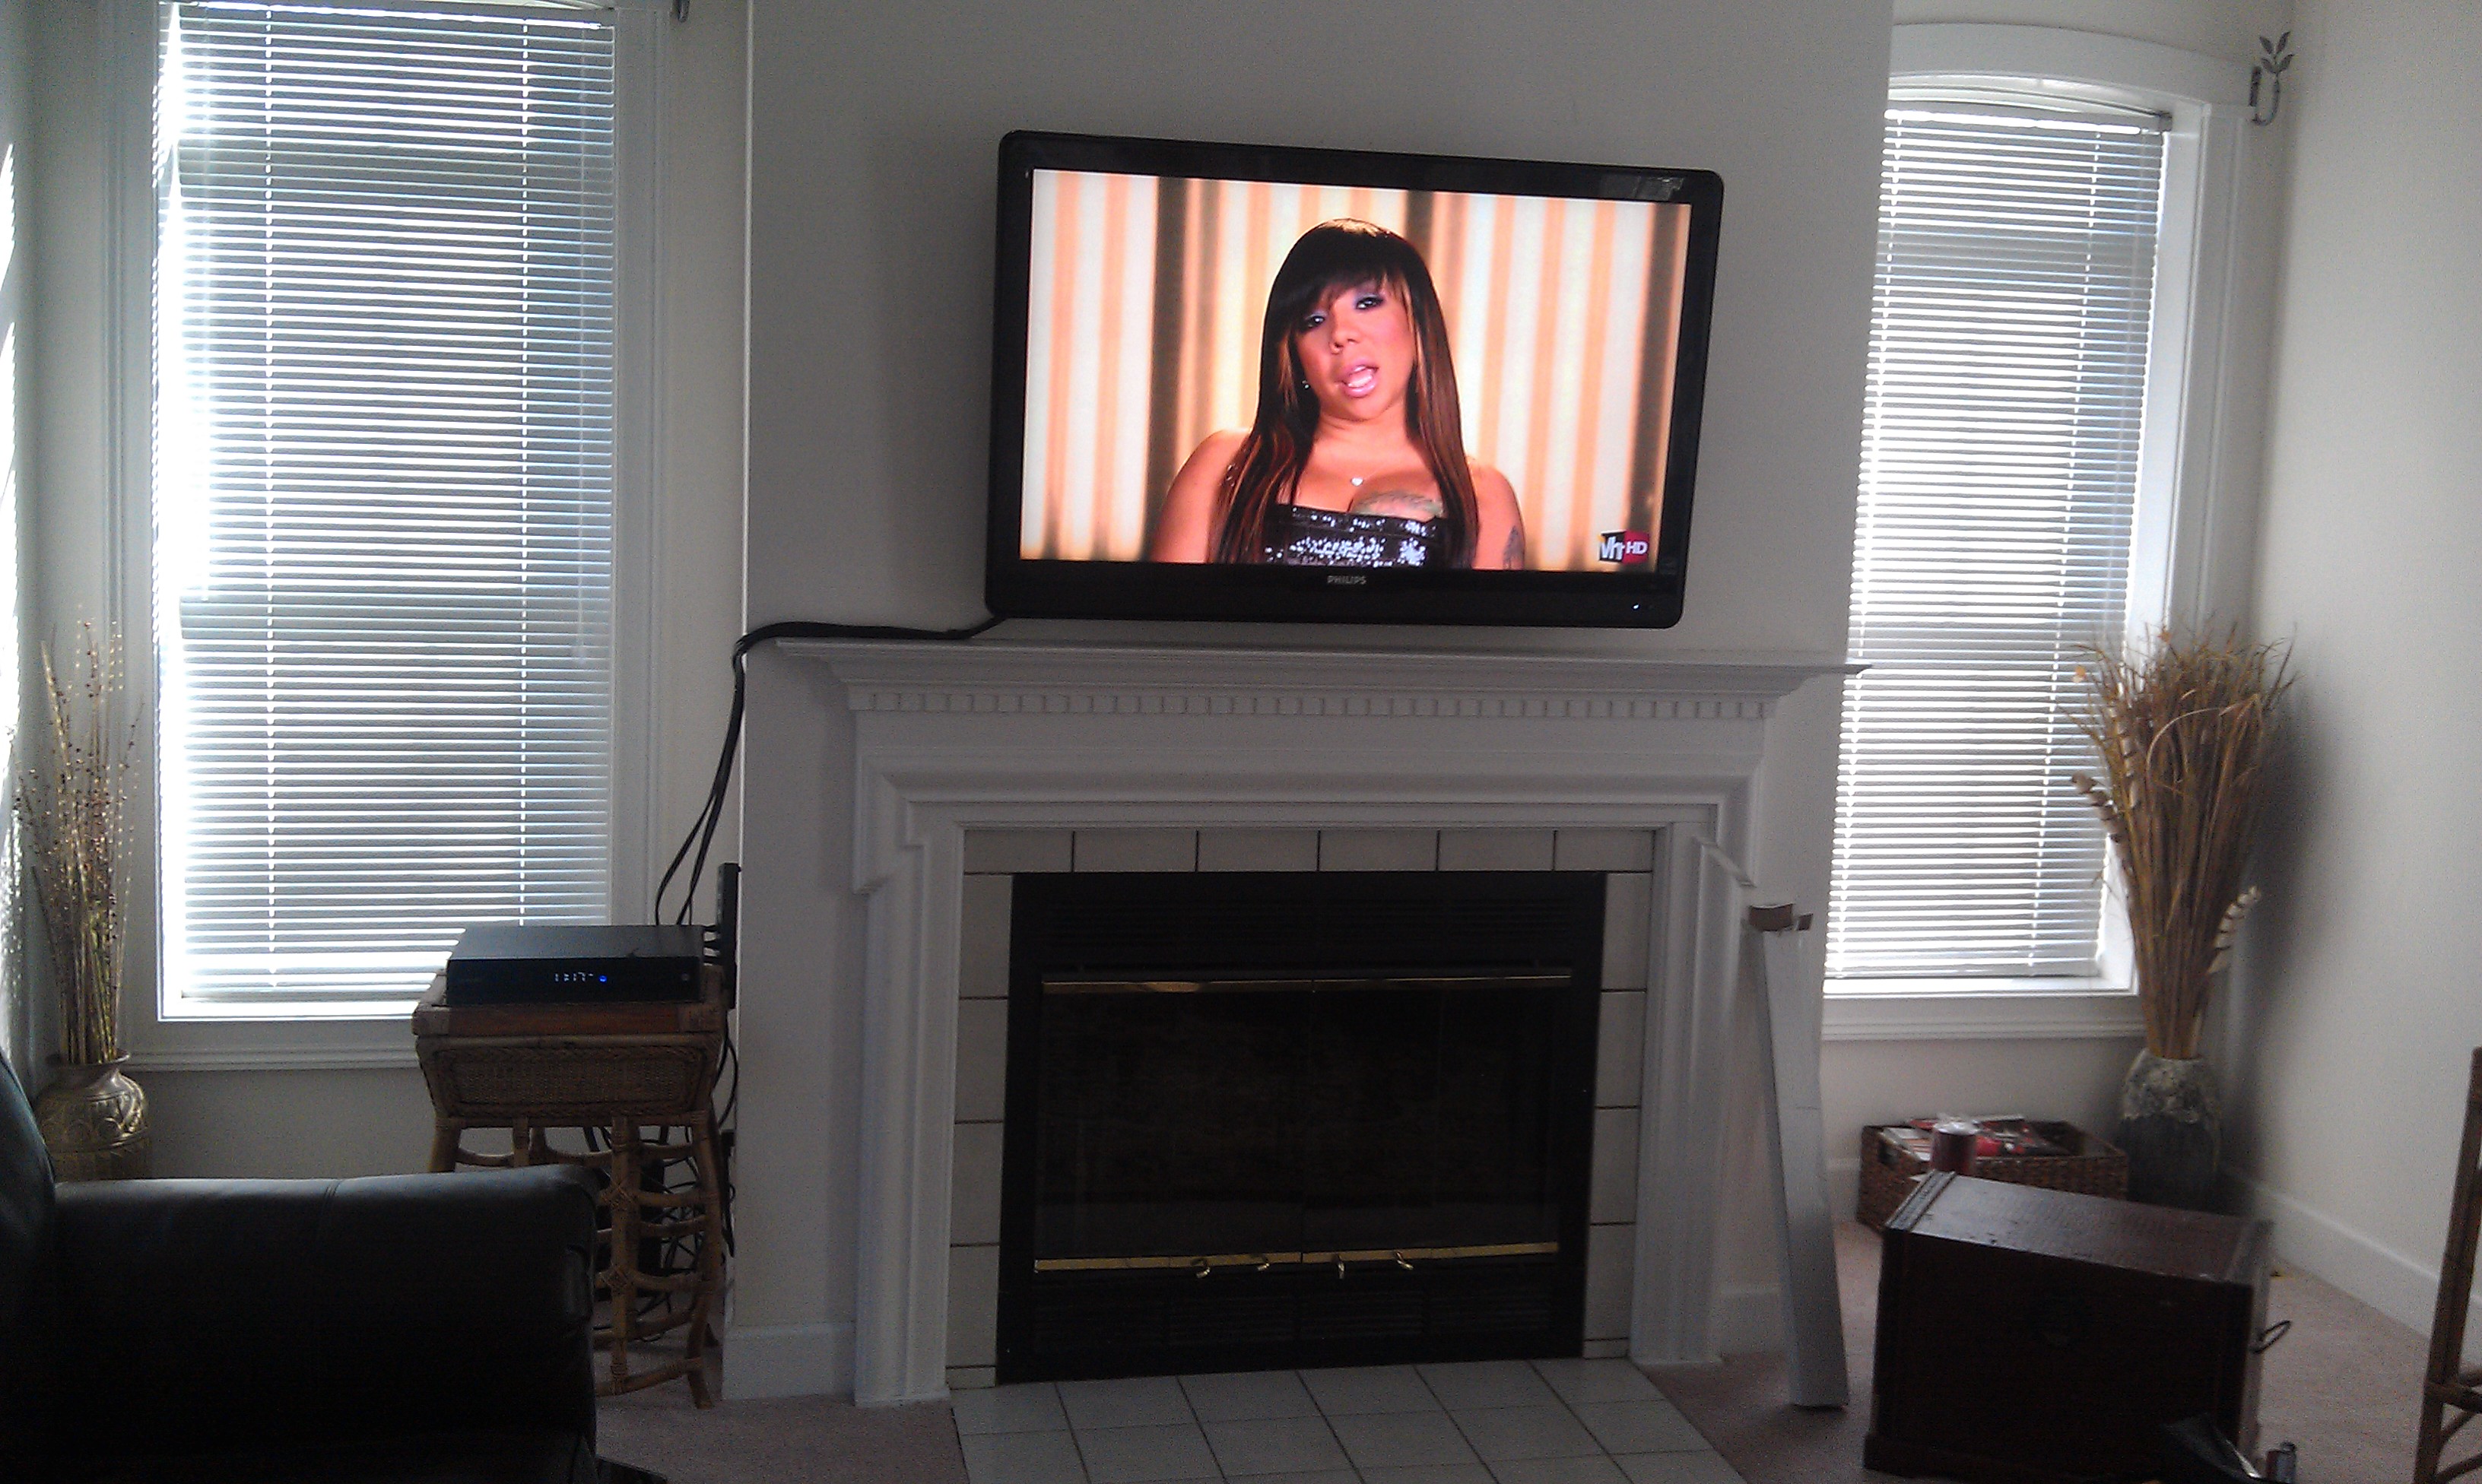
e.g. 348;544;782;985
154;1;617;1010
1828;97;2165;980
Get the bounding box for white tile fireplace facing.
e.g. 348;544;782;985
943;825;1658;1390
738;640;1840;1406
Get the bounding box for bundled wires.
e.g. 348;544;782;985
652;617;1003;925
630;614;1001;1297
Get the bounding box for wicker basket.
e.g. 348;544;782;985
1857;1120;2128;1229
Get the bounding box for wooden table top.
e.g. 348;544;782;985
1888;1171;2268;1286
410;966;727;1038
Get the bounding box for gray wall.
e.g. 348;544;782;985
0;0;23;1082
1896;0;2291;57
139;1067;436;1176
2229;0;2482;1333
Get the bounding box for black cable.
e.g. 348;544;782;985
637;615;1000;1290
714;1034;740;1254
653;616;1004;924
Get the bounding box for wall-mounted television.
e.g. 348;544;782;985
984;132;1722;629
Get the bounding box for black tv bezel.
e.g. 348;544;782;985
983;131;1724;629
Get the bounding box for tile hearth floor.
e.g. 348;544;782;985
950;1359;1746;1484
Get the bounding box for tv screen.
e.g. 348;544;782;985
985;132;1722;628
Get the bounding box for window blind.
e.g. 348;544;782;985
154;1;617;1010
1827;97;2165;981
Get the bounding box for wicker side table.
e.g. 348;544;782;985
413;971;727;1407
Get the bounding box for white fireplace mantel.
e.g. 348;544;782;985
807;638;1840;718
779;638;1846;1405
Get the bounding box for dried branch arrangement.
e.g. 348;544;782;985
2072;629;2290;1060
15;629;140;1067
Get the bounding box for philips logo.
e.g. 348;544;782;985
1325;573;1369;586
1598;530;1652;565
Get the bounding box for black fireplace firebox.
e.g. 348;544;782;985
994;870;1604;1382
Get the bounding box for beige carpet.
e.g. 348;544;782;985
595;1224;2430;1482
600;1368;968;1484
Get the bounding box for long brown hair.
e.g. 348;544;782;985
1212;220;1480;566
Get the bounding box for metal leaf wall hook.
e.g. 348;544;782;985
2252;32;2293;125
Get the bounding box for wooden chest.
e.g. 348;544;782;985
1866;1172;2272;1483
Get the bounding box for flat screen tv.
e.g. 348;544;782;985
985;132;1722;629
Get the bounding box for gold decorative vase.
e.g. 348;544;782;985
34;1058;151;1181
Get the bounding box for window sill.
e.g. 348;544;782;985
1822;981;2145;1042
125;1011;420;1072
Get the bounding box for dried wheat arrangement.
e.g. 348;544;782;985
2072;629;2290;1060
14;629;139;1067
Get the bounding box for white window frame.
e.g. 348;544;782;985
1823;24;2262;1042
98;0;672;1066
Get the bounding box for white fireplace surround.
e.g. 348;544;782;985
782;639;1842;1406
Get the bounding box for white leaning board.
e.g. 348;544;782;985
1701;839;1849;1407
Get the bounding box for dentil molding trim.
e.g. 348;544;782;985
793;638;1850;720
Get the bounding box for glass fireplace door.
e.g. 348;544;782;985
998;870;1602;1381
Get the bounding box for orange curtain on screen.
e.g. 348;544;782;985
1021;172;1690;569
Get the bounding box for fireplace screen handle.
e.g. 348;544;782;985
1031;1241;1557;1274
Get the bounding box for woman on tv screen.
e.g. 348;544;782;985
1147;220;1526;569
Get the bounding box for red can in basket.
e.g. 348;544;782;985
1929;1119;1980;1175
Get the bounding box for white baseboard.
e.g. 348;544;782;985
722;1321;855;1400
2226;1167;2471;1356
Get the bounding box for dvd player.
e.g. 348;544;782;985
444;924;706;1006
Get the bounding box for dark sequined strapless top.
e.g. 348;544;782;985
1262;504;1440;567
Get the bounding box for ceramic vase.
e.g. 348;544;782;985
2118;1049;2218;1209
33;1058;152;1181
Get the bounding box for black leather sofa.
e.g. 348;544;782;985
2;1054;608;1482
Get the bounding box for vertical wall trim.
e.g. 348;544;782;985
611;0;666;916
98;0;159;1031
2147;101;2256;636
98;0;148;636
2179;103;2258;633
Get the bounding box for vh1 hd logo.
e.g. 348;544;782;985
1597;530;1652;566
